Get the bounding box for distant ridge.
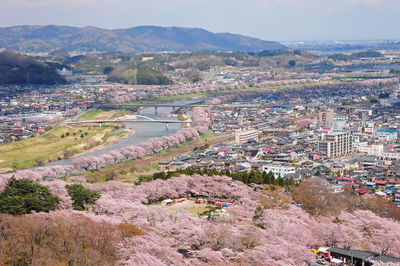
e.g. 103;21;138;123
0;25;286;53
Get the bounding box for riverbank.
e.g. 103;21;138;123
70;128;136;158
77;109;130;121
81;132;233;183
0;124;120;172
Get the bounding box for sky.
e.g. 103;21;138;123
0;0;399;41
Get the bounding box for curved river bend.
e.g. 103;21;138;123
44;98;209;167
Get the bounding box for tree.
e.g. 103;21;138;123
66;184;100;211
103;66;114;74
153;172;167;180
0;178;59;215
0;214;120;265
118;223;145;239
253;205;265;229
268;171;275;184
185;68;202;83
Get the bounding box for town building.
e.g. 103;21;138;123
234;129;258;144
318;109;334;127
319;132;353;158
262;162;296;178
374;129;398;143
354;143;384;156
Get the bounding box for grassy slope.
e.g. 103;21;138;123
0;110;131;171
77;110;108;120
0;125;115;170
77;109;130;120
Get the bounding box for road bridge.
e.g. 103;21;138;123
66;117;192;131
101;103;210;115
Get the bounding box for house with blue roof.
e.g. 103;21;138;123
375;129;398;143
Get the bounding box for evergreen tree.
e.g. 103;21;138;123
66;184;100;211
0;178;59;215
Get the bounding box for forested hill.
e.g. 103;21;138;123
0;51;65;85
0;25;286;53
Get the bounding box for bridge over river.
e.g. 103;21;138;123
66;115;192;131
101;103;210;115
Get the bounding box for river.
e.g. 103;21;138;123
44;98;210;167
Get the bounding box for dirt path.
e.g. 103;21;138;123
84;134;234;180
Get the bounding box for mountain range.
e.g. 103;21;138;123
0;25;285;53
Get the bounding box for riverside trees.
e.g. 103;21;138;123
0;107;211;185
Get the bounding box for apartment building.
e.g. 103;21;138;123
319;132;353;158
318;109;334;127
234;129;258;144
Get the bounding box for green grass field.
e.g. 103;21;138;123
0;124;116;171
77;109;130;121
0;108;135;171
77;110;107;120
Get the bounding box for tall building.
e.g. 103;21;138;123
319;132;353;158
318;109;334;127
234;129;258;144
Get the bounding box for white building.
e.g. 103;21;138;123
319;132;353;158
262;162;296;178
374;129;398;143
364;121;375;134
234;129;258;144
354;142;384;156
334;115;348;121
354;142;400;161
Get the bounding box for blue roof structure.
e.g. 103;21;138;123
376;129;397;133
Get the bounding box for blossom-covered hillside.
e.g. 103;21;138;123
4;174;394;265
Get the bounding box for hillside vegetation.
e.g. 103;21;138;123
328;50;384;61
0;51;65;85
107;67;171;85
51;49;317;76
